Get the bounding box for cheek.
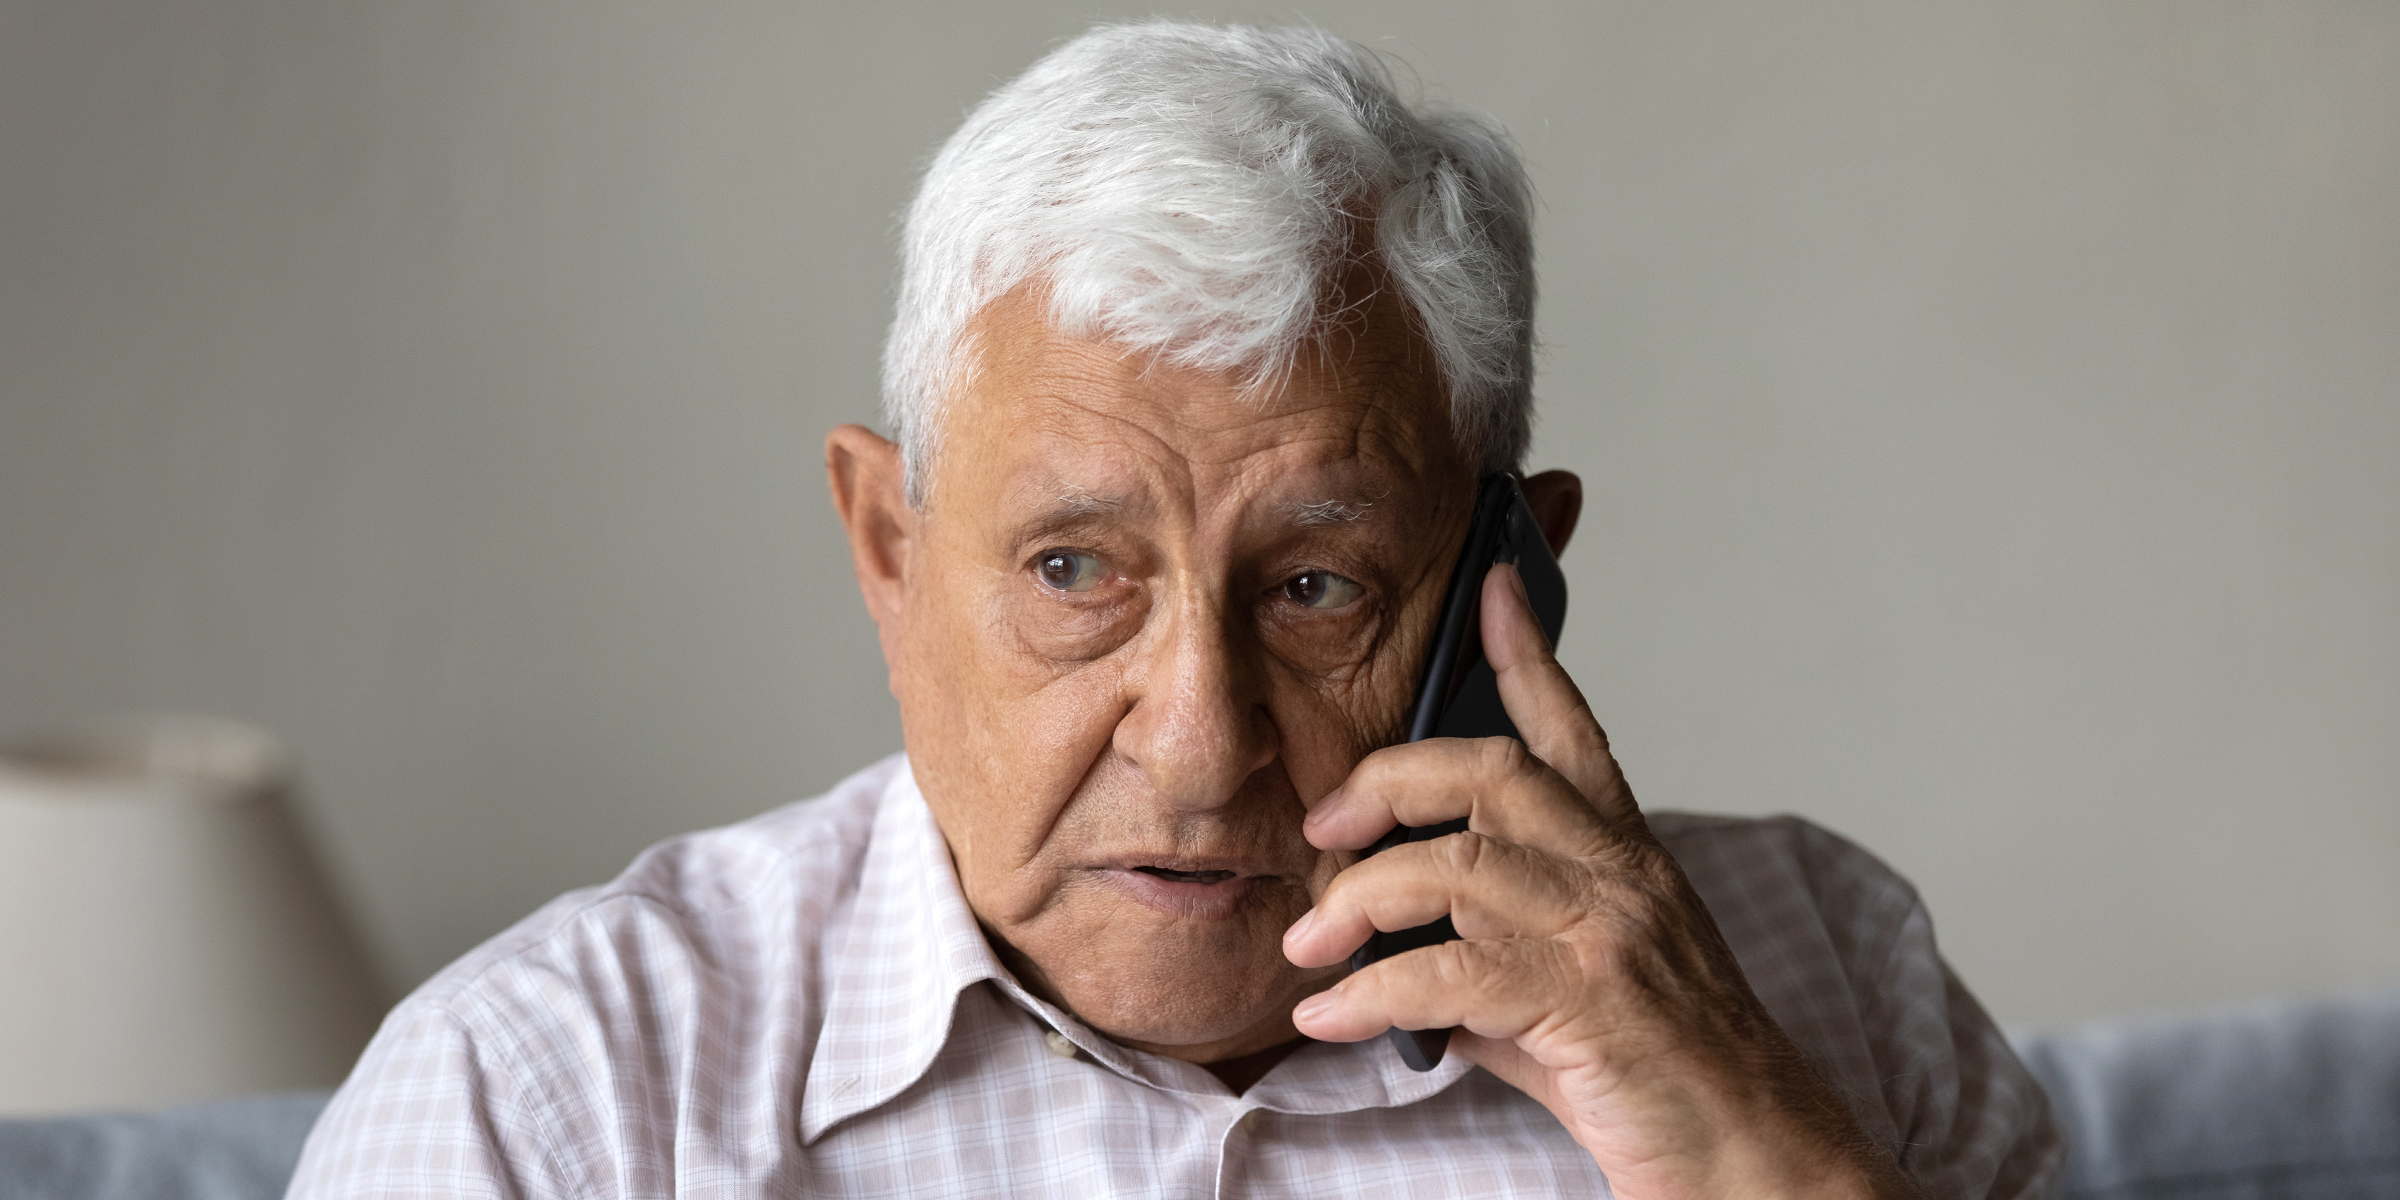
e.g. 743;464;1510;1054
894;571;1130;889
1008;586;1146;663
1271;601;1437;805
1273;671;1408;808
970;586;1136;795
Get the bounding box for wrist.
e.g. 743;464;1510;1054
1687;1093;1921;1200
1569;1054;1921;1200
1706;1134;1919;1200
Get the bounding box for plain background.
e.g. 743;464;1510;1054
3;0;2394;1094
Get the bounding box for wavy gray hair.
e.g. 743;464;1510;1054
881;21;1536;505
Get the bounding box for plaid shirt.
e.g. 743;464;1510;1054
288;754;2059;1198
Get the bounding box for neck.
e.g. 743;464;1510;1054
1199;1037;1307;1093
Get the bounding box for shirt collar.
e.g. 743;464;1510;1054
799;758;1002;1143
799;757;1473;1142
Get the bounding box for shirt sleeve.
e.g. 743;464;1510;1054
1654;813;2064;1199
1861;898;2064;1199
284;995;596;1200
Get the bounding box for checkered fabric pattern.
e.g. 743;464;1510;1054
287;754;2059;1198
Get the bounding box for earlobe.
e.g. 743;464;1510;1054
825;424;912;619
1519;470;1583;557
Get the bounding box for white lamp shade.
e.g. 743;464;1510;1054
0;716;387;1115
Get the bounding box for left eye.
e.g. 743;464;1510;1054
1035;550;1108;593
1283;570;1364;610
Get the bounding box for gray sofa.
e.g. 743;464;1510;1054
2016;989;2400;1198
0;1092;324;1200
4;990;2396;1199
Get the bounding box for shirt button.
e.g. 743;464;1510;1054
1043;1030;1077;1059
1239;1110;1263;1133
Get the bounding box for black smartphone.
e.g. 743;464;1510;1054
1347;472;1569;1072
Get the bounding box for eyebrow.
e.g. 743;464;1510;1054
1047;486;1125;518
1006;485;1135;544
1010;485;1382;536
1288;497;1376;526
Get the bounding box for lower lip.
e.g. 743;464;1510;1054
1098;869;1262;919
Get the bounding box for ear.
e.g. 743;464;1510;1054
1518;469;1583;557
826;424;915;622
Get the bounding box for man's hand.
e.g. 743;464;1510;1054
1282;563;1922;1200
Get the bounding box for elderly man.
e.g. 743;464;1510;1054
291;21;2057;1200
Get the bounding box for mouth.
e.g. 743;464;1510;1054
1133;866;1238;885
1096;858;1278;919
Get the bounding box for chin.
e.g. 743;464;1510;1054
1071;977;1292;1050
1042;922;1319;1051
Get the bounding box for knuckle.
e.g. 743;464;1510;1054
1603;868;1674;927
1595;838;1683;901
1574;883;1689;983
1533;937;1590;990
1564;719;1609;769
1474;735;1535;782
1426;940;1509;995
1428;829;1497;879
1563;915;1647;989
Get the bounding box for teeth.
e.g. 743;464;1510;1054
1135;867;1237;885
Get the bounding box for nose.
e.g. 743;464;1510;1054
1111;586;1278;812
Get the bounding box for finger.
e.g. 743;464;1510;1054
1281;831;1589;968
1302;735;1608;854
1290;935;1583;1046
1481;562;1636;822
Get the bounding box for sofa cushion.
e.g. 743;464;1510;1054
2011;988;2400;1200
0;1091;332;1200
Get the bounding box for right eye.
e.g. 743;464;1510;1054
1035;550;1107;593
1282;569;1365;611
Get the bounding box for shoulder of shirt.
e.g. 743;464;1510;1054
388;751;906;1026
1643;808;1927;924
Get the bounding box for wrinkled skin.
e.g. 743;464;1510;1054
828;285;1920;1199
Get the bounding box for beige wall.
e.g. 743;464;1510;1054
2;0;2393;1046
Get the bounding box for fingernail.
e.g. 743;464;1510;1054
1286;908;1318;940
1293;990;1338;1025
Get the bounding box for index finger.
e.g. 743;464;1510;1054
1300;735;1609;855
1481;562;1636;823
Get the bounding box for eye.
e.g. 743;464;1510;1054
1283;570;1364;611
1035;549;1108;593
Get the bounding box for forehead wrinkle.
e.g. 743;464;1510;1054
977;310;1439;479
1008;396;1428;538
1091;339;1422;470
957;294;1460;548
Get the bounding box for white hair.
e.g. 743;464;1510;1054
881;20;1535;504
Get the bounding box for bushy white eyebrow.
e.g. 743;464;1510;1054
1290;498;1374;526
1051;486;1123;517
